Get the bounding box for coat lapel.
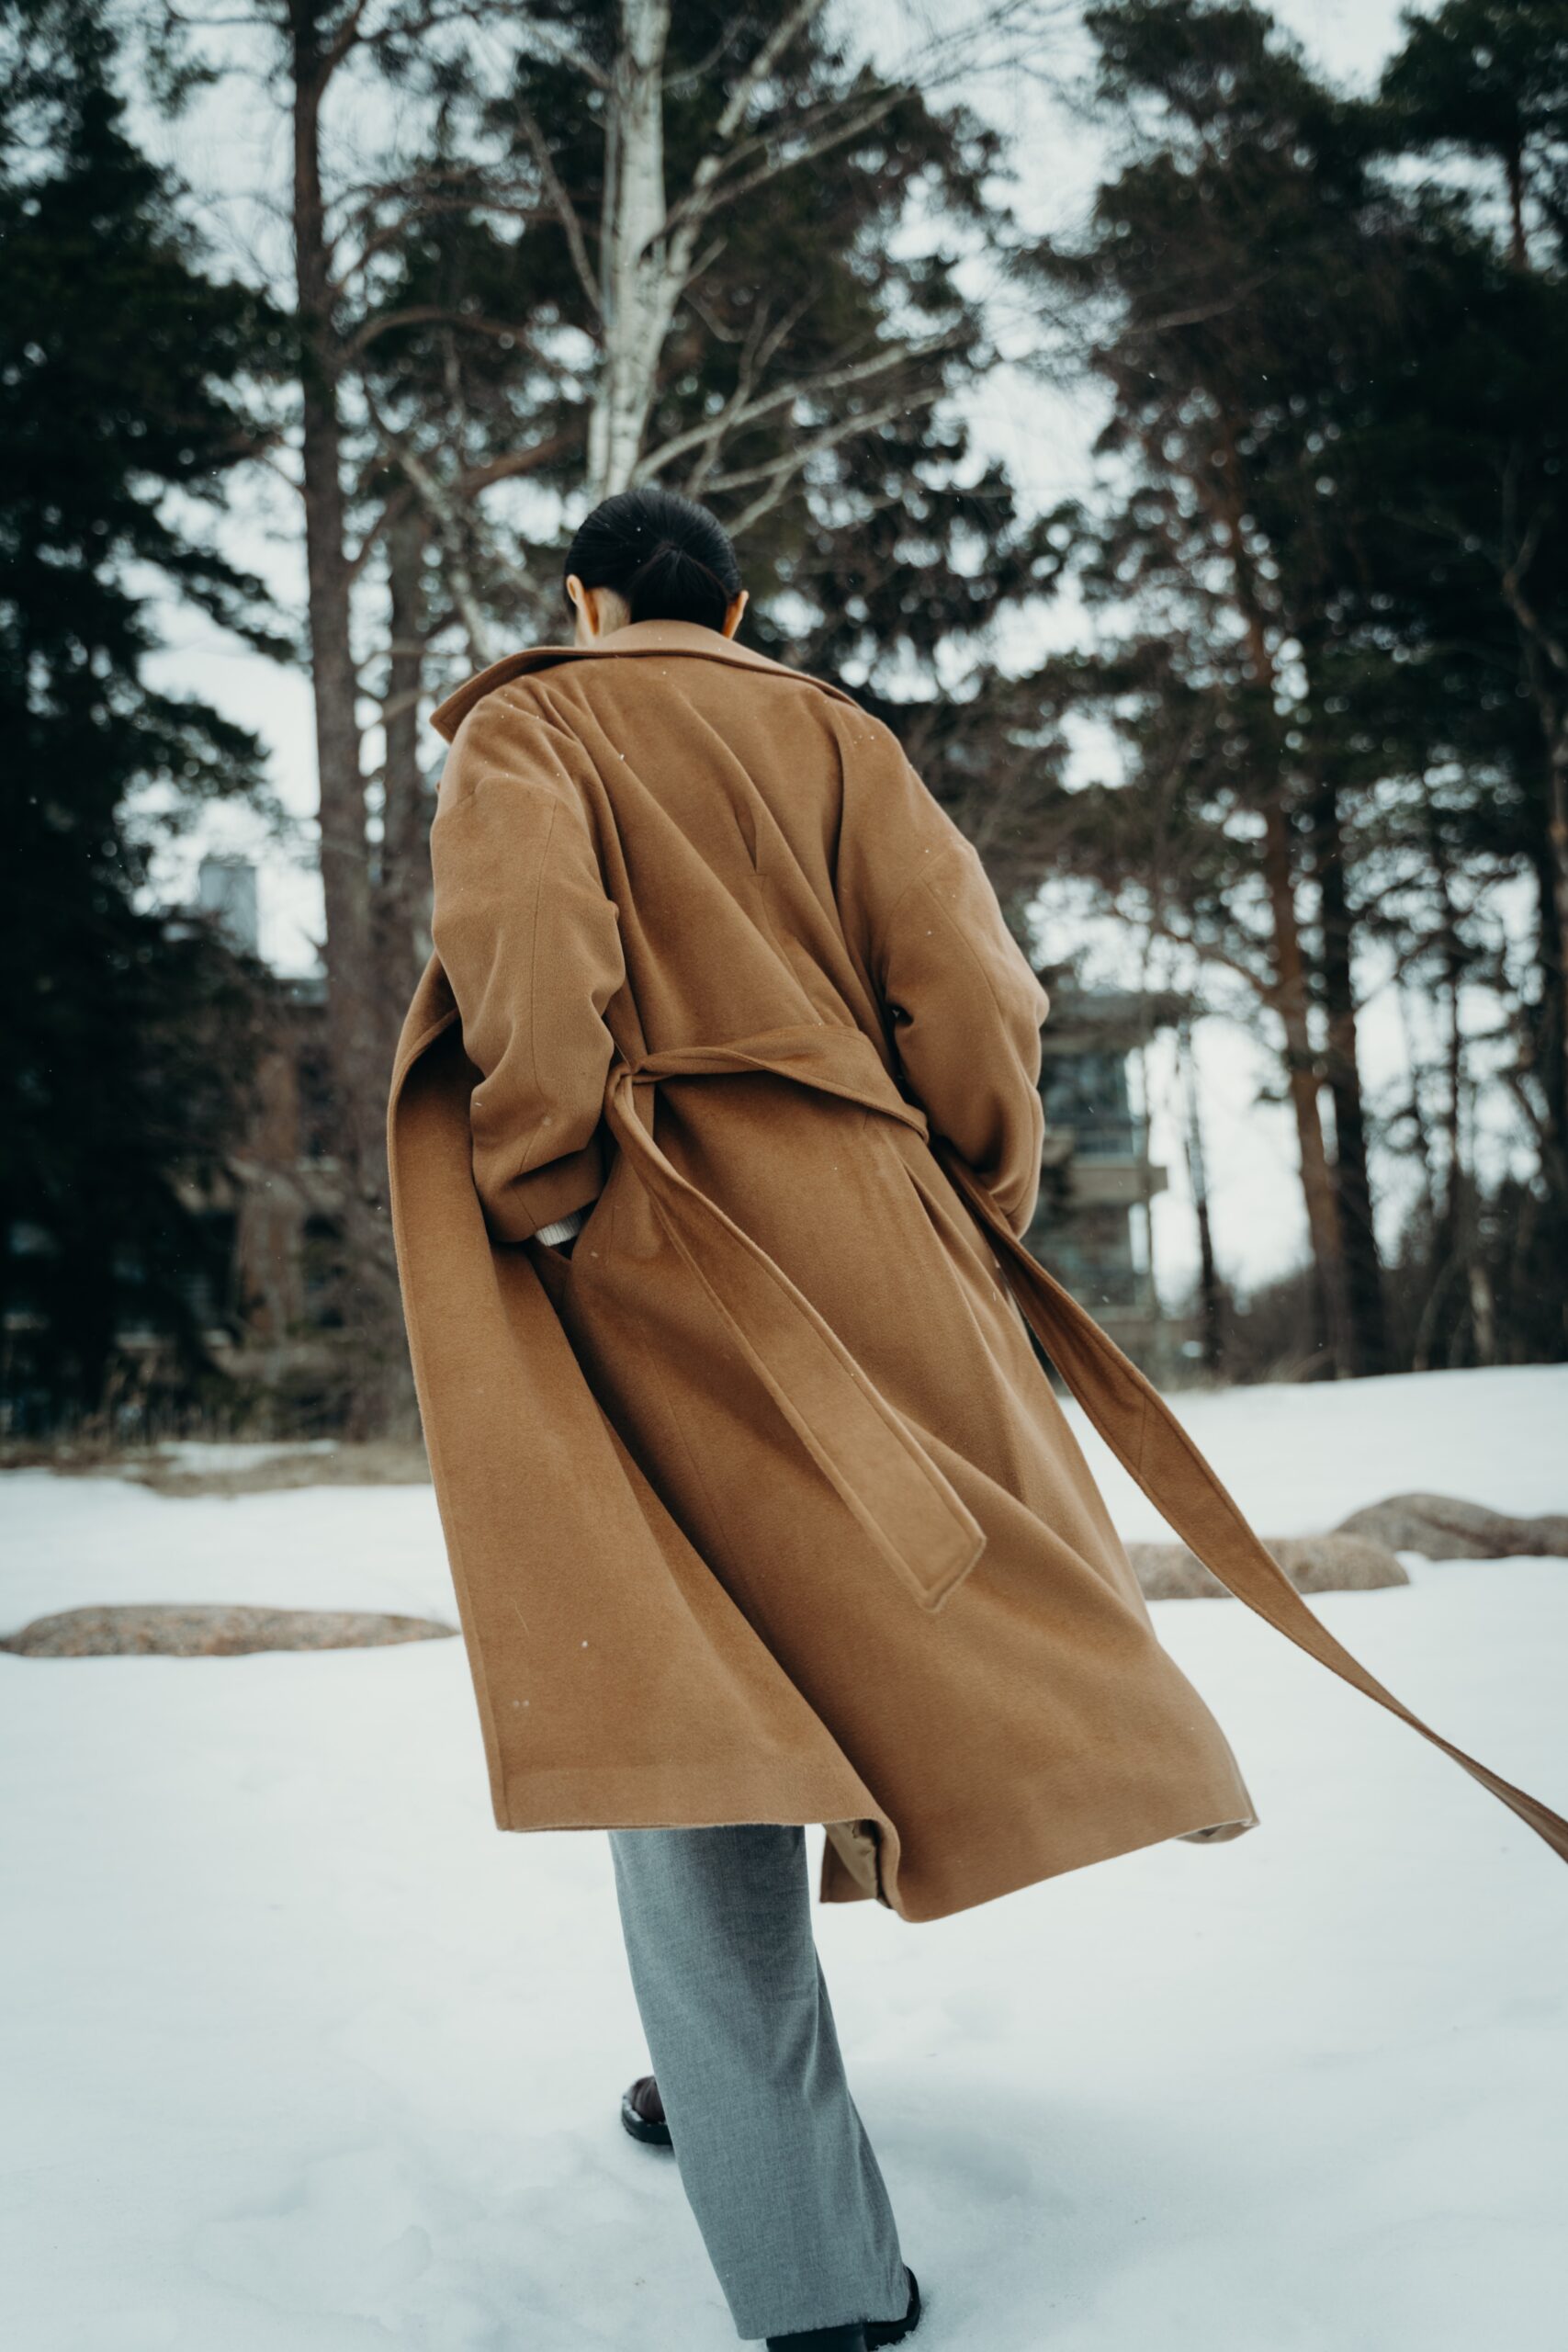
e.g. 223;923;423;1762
430;619;860;742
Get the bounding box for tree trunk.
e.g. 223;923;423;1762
1498;521;1568;1335
1528;824;1568;1357
1393;973;1440;1239
1259;797;1349;1374
1203;435;1349;1374
1544;725;1568;1191
1436;829;1466;1263
590;0;675;497
1413;841;1469;1375
289;2;404;1429
1467;1260;1500;1366
379;503;432;1048
1178;1015;1224;1377
1506;135;1527;270
1312;770;1390;1375
1527;827;1568;1180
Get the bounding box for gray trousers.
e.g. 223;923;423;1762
609;1824;910;2343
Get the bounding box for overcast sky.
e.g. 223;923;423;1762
145;0;1435;1305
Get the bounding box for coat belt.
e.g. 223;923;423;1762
602;1023;985;1613
932;1139;1568;1869
599;1020;1568;1870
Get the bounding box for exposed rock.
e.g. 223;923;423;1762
1126;1533;1408;1602
137;1442;430;1499
1334;1493;1568;1561
0;1605;457;1657
0;1441;432;1497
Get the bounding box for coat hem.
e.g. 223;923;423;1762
490;1764;1258;1927
820;1789;1260;1923
494;1764;881;1840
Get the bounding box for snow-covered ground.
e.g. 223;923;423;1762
3;1365;1566;2350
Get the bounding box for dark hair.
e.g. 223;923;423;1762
563;486;742;633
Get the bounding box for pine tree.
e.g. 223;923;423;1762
0;0;280;1424
1032;0;1413;1374
1382;0;1568;267
1375;1;1568;1351
1029;0;1568;1370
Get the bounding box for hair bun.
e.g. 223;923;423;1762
626;537;725;623
563;487;742;634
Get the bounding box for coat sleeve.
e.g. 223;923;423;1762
840;723;1051;1236
429;688;626;1246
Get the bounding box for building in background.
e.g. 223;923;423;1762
1024;982;1193;1375
0;857;341;1437
131;863;343;1429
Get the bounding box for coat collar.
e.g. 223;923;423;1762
430;617;859;741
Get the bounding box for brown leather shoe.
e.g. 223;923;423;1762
619;2072;671;2147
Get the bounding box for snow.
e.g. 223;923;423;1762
0;1474;454;1630
3;1364;1567;2350
1065;1361;1568;1541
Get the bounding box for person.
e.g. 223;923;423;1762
387;487;1568;2350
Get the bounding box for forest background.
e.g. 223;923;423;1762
6;0;1567;1435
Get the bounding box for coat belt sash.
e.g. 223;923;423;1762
603;1023;986;1612
937;1140;1568;1868
601;1020;1568;1870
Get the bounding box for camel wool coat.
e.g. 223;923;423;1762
389;618;1568;1923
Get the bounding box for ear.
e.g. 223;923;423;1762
566;572;600;639
721;587;749;639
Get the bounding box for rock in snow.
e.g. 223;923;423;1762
0;1603;457;1657
1127;1532;1407;1600
1337;1492;1568;1561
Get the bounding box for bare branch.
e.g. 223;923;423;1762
345;306;532;359
347;481;417;579
710;393;926;533
661;20;747;95
509;15;611;90
329;0;500;73
1501;500;1568;679
333;204;493;293
700;393;913;493
1125;275;1274;340
708;0;829;151
511;91;603;321
323;0;375;74
360;387;494;666
457;431;582;497
685;290;813;495
638;326;963;481
664;82;907;248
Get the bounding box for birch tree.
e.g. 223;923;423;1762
574;0;954;502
